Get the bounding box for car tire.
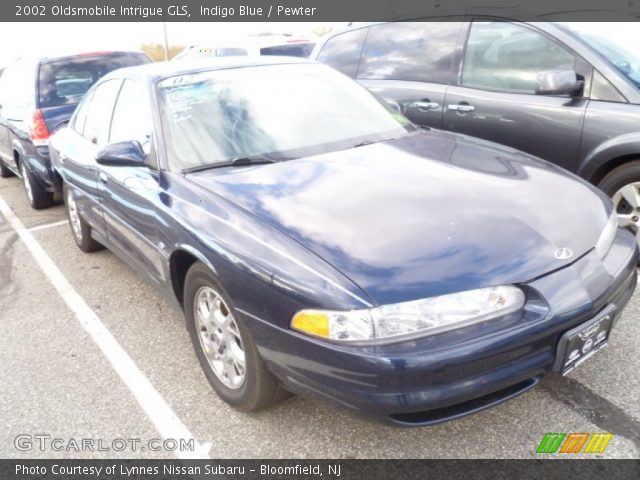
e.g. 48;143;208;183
184;262;289;412
0;159;14;178
63;184;103;253
598;160;640;243
20;161;53;209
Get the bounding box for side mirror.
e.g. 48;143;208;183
96;140;147;167
535;70;583;96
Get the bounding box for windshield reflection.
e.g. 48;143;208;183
559;22;640;88
157;63;413;171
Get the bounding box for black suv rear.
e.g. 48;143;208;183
0;51;150;208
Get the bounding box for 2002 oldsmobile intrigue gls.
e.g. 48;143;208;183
49;58;638;425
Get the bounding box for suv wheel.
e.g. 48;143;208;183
184;262;289;412
20;161;53;209
598;161;640;243
63;184;103;252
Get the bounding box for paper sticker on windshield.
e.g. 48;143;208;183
158;74;199;88
163;81;220;122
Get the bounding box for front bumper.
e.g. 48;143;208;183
240;228;638;426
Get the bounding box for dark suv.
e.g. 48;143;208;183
0;51;150;208
311;21;640;243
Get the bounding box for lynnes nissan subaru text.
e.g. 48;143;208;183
49;57;638;425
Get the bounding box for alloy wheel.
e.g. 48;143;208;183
612;182;640;242
66;189;83;241
194;286;246;389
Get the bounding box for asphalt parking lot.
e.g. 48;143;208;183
0;176;639;460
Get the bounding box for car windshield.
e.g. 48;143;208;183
558;22;640;88
156;63;414;172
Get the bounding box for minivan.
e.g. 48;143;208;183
311;21;640;243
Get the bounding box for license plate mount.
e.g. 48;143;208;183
554;305;616;376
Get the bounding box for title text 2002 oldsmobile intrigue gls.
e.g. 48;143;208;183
49;58;638;425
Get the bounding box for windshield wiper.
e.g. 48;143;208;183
182;156;278;174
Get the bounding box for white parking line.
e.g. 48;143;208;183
0;195;211;460
27;219;69;233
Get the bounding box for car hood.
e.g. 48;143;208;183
186;130;611;305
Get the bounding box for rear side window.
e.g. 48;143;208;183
82;79;122;146
260;43;315;58
462;22;576;94
316;28;368;78
38;53;149;108
358;23;461;84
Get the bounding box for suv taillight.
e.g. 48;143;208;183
30;109;50;144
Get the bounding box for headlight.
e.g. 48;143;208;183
595;210;619;259
291;285;525;344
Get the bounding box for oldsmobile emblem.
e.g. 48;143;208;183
554;247;573;260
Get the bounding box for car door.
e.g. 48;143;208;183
443;20;591;172
62;78;123;239
356;22;463;129
98;78;165;284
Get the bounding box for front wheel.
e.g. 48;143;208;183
64;184;103;253
184;262;289;412
598;161;640;245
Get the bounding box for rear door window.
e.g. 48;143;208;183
316;28;368;78
38;53;149;108
358;22;461;84
82;79;122;146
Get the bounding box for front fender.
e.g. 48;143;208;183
158;174;377;330
578;132;640;182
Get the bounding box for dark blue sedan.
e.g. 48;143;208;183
49;57;638;425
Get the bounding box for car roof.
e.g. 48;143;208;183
2;50;149;70
316;8;636;40
101;55;315;83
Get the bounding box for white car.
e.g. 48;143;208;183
172;35;315;61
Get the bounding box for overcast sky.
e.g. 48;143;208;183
0;22;348;66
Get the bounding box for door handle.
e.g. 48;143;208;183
411;100;440;111
448;104;476;113
59;154;67;164
98;172;108;184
